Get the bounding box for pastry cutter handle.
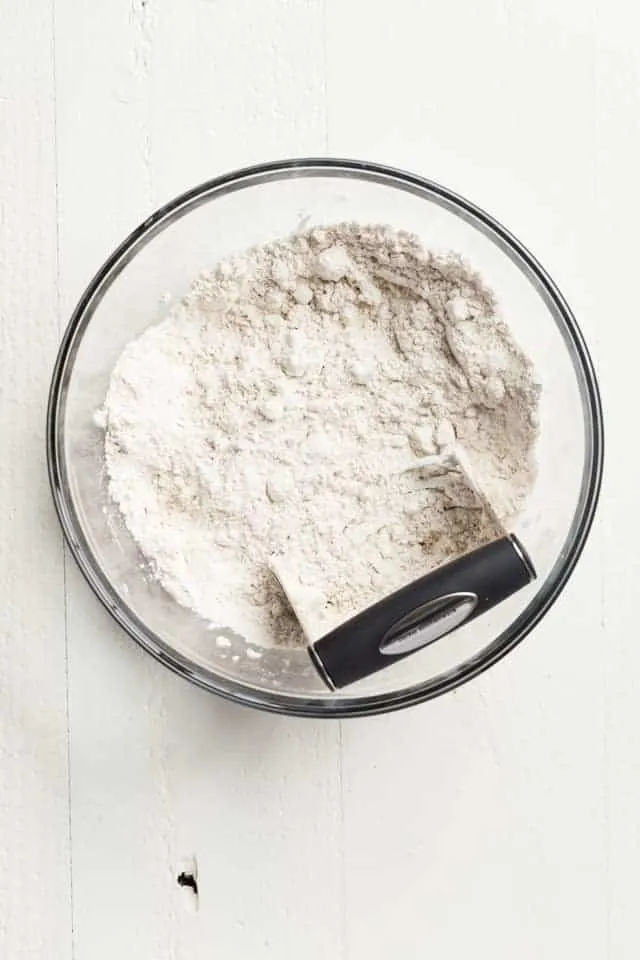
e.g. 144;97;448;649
310;535;536;690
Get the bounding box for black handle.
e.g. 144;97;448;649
310;535;536;689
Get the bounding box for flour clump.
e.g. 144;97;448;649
100;223;540;647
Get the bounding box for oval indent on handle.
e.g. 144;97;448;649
379;592;478;656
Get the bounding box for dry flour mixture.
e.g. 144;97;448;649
99;223;540;647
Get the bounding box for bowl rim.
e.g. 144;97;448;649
46;157;604;718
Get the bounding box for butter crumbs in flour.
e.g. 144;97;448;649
99;223;539;647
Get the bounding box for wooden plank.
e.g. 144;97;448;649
327;0;609;956
55;1;339;957
0;0;72;956
591;3;640;955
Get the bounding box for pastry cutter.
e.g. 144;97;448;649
270;447;536;690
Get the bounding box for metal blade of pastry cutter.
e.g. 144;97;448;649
269;555;323;645
404;446;505;533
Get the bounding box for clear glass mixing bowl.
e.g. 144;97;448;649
47;159;603;717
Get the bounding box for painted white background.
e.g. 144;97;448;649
0;0;633;956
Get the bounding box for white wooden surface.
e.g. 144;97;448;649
1;0;632;956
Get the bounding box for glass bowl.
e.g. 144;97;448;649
47;159;603;717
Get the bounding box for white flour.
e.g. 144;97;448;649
99;223;539;647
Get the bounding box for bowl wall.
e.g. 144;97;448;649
48;161;603;716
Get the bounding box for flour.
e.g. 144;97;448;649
99;223;540;647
